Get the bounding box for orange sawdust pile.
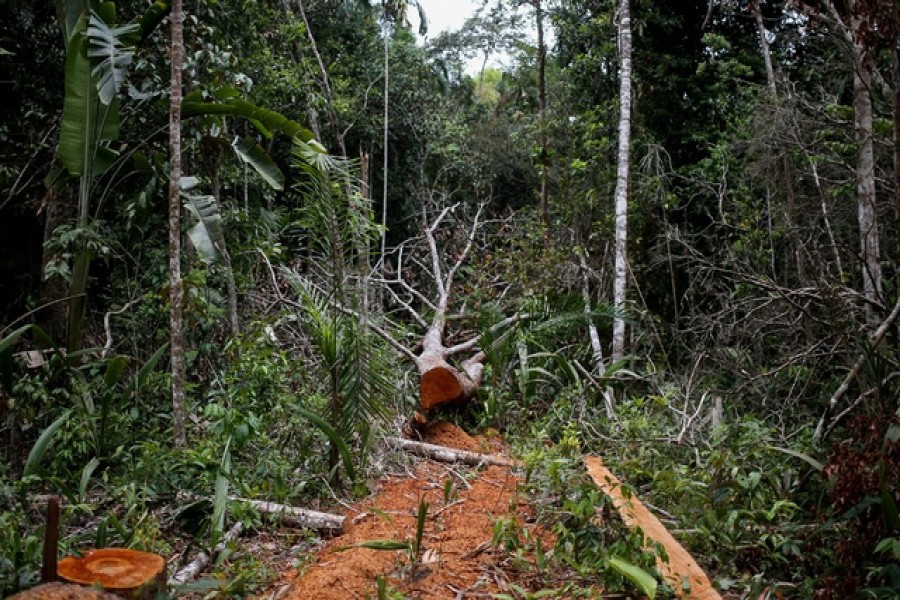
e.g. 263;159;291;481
280;423;551;600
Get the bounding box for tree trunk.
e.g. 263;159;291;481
535;0;549;237
380;15;390;277
295;0;348;158
852;38;883;314
416;319;484;411
38;187;73;345
750;0;776;97
386;436;517;467
169;0;187;449
894;0;900;284
611;0;633;362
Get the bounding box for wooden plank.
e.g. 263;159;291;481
583;455;721;599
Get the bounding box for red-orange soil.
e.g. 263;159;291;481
278;423;551;600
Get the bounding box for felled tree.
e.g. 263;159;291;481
372;203;522;413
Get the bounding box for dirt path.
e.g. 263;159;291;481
584;456;721;599
275;423;550;599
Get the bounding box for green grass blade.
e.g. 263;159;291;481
23;411;71;478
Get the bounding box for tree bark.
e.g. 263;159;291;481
230;498;345;532
611;0;633;362
894;0;900;283
295;0;348;158
417;321;485;411
386;437;517;467
850;2;883;315
380;15;390;277
169;0;187;449
535;0;549;237
750;0;777;97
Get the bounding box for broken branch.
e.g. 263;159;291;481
386;437;518;468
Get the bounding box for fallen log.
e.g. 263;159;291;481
583;456;721;599
169;522;244;587
230;497;345;533
57;548;166;599
386;437;518;468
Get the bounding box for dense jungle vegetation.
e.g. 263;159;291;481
1;0;899;597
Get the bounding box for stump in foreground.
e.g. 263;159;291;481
57;548;166;599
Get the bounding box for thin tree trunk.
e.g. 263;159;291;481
535;0;548;237
380;15;390;276
611;0;633;362
295;0;348;158
169;0;187;449
851;36;883;314
894;0;900;282
750;0;776;97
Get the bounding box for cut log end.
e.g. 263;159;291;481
420;365;465;410
58;548;166;599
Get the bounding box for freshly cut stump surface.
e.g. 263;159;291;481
584;456;721;599
57;548;166;599
281;423;551;599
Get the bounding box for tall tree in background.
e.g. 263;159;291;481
534;0;548;236
611;0;632;361
376;1;425;272
893;0;900;279
168;0;186;449
816;0;883;312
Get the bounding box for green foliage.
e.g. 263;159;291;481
182;86;316;143
0;511;42;596
86;10;137;105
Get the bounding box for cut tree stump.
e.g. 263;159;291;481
583;456;721;599
57;548;166;599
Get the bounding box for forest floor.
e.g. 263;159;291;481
250;422;723;600
258;422;555;599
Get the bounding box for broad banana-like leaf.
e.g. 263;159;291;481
59;15;121;176
54;0;90;42
87;11;137;105
184;193;225;263
232;135;285;190
182;87;316;143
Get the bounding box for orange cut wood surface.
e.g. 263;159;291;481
584;456;722;599
57;548;165;591
420;365;463;410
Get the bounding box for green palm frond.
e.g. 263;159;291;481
285;273;393;439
